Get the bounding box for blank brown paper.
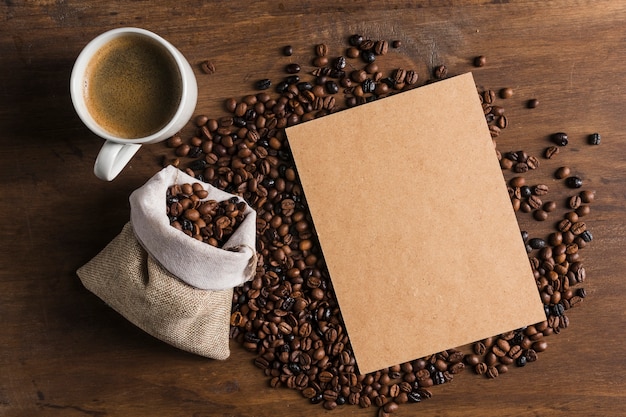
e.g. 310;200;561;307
285;72;546;374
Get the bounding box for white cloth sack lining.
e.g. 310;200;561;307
130;165;257;291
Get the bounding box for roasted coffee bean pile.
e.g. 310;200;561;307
166;182;247;247
163;35;595;415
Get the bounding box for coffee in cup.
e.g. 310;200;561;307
84;33;182;139
70;28;197;181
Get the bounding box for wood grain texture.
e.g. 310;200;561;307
1;1;625;416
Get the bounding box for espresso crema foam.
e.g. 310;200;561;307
84;34;181;139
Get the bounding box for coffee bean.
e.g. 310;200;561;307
508;177;525;188
566;176;583;189
374;40;389;55
286;63;301;74
274;80;289;94
533;209;548;221
571;222;587;235
473;341;487;355
474;363;488;375
580;230;593;242
558;218;572;233
565;212;579;225
464;354;480;367
323;80;339;95
315;43;328;57
500;157;514;170
383;401;399;413
175;143;191;157
555;166;571;179
473;55;487;67
587;132;601;145
167;135;183;148
497;115;508;129
323;389;338;402
200;60;216;74
362;78;375;94
391;68;407;84
496;338;510;352
533;184;549;196
576;204;591;217
434;65;448;79
332;56;347;71
551;132;569;146
344;46;360;59
360;39;375;50
528;238;546;249
520;185;532;199
544;146;559;159
361;50;376;63
526;349;540;362
532;340;548;352
526;156;539;170
351;69;368;83
543;201;557;212
359;395;371;408
300;386;317;399
283;45;293;56
348;34;363;47
486;366;499;379
568;195;582;209
513;162;528;173
579;190;595;203
312;56;328;67
296;81;312;92
499;87;513;99
527;98;539;109
224;98;238;113
482;89;496;104
405;70;419;85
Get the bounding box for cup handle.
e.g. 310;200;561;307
94;141;142;181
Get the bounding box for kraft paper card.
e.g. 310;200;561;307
285;72;546;374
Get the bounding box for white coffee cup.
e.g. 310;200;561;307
70;27;197;181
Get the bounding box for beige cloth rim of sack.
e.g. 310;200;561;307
130;165;257;291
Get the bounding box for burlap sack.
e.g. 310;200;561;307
77;223;233;359
77;166;257;359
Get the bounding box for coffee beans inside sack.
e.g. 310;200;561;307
165;34;597;414
167;182;248;248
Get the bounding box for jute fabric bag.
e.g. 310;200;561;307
77;166;257;359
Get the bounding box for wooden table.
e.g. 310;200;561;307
2;1;625;416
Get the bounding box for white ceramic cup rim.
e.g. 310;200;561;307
70;27;190;144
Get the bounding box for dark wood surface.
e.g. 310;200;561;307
2;1;626;416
